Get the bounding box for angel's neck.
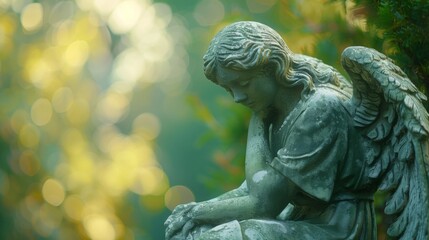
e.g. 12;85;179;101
271;85;302;129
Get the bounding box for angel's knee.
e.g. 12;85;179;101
196;220;243;240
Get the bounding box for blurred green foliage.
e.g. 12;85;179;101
355;0;429;88
188;95;250;191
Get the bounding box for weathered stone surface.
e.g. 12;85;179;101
165;21;429;240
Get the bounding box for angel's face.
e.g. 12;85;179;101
215;65;278;113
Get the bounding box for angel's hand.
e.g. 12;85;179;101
165;219;196;240
165;214;191;240
180;219;197;239
165;202;197;239
171;202;196;217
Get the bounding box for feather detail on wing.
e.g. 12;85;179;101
341;46;429;240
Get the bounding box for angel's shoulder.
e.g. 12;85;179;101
296;87;352;128
305;87;350;115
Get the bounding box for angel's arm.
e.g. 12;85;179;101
165;114;296;238
188;114;297;224
205;180;248;203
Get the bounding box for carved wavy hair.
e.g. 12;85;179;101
203;21;350;98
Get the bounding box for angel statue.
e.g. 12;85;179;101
165;21;429;240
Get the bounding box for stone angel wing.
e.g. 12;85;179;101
342;46;429;240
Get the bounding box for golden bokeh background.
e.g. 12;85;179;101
1;0;192;238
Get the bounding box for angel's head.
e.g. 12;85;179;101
203;21;294;88
203;21;350;108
